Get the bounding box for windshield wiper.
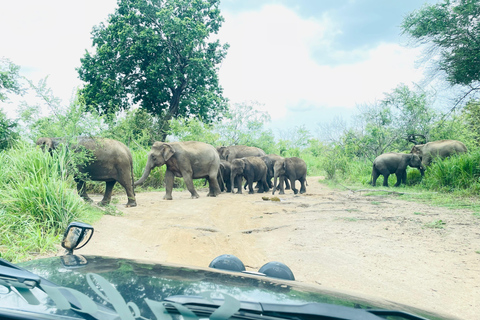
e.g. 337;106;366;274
164;295;429;320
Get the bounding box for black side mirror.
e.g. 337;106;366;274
61;222;94;255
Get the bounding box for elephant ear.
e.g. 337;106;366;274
162;144;175;162
51;138;61;150
37;137;54;151
225;150;231;161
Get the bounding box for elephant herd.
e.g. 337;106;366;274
35;137;308;207
371;139;468;187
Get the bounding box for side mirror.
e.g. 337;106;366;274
61;222;94;255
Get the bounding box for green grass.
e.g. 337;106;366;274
0;142;102;262
423;220;446;229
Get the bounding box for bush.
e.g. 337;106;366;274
0;141;99;262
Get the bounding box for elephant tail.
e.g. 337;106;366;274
131;160;136;196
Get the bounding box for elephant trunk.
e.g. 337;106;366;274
272;174;278;195
134;157;154;186
230;172;236;193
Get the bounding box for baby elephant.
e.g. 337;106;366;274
371;153;424;187
230;157;269;194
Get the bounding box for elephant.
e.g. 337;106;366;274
272;157;307;195
216;145;266;162
135;141;222;200
219;160;232;192
36;137;137;207
410;139;467;166
371;152;424;187
230;156;269;194
261;154;291;190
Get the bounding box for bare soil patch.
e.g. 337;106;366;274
78;177;480;319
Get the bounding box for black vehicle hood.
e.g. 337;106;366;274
3;255;456;320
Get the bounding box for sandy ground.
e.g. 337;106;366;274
77;177;480;320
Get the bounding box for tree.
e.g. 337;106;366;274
213;101;275;153
0;58;24;102
0;108;19;150
402;0;480;97
78;0;229;140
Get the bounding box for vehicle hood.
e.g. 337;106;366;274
5;255;456;320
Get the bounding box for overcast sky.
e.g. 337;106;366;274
0;0;436;136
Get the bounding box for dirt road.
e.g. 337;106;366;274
80;177;479;319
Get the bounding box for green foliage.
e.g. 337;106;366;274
78;0;229;139
422;151;480;192
168;117;220;145
350;84;437;161
131;148;165;189
0;108;19;150
214;101;276;152
0;58;25;102
402;0;480;87
104;108;163;148
0;142;100;262
17;79;107;142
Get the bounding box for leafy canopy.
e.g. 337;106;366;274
0;58;24;102
402;0;480;88
78;0;229;131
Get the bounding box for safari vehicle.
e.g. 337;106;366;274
0;222;458;320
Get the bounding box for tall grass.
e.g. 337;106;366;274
0;142;100;262
422;151;480;192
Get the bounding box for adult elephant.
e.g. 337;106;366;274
135;141;222;200
230;157;269;194
410;139;467;166
36;137;137;207
371;153;424;187
216;145;266;162
272;157;307;195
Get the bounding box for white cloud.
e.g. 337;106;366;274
0;0;117;108
218;4;424;127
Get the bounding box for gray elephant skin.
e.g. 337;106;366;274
371;152;424;187
230;156;269;194
219;160;232;192
410;139;467;166
261;154;290;190
272;157;307;195
216;145;266;162
36;137;137;207
135;141;222;200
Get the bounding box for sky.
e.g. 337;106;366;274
0;0;437;136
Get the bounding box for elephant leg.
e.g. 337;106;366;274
278;176;285;195
182;173;200;199
300;178;306;194
207;175;221;197
76;179;93;203
225;178;232;193
394;173;401;187
100;181;116;206
400;169;407;184
382;173;389;187
235;176;243;194
267;177;273;189
247;176;255;194
290;177;298;194
257;179;265;193
117;175;137;207
285;178;291;190
164;170;175;200
371;169;379;186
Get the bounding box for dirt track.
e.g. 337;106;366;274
78;177;479;320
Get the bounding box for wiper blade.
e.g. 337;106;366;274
0;265;41;289
164;295;428;320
